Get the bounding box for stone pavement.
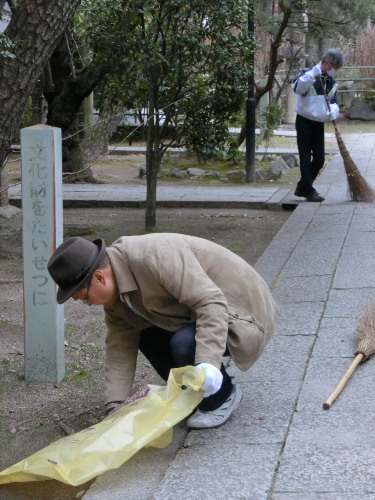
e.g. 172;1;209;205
8;128;338;212
11;132;375;499
9;181;291;210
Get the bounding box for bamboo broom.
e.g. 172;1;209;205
319;77;375;202
323;297;375;410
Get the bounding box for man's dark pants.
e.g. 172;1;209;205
139;324;233;411
295;114;325;195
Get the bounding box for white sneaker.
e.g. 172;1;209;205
187;384;243;429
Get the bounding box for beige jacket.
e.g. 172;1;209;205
104;234;279;404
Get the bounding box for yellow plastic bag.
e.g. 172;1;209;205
0;366;204;486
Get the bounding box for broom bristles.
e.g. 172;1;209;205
356;297;375;361
319;74;375;203
334;128;375;202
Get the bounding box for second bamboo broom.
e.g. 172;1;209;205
319;77;375;202
323;297;375;410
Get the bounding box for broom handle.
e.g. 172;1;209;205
323;353;364;410
318;76;339;134
318;76;333;113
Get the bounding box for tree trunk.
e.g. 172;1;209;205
43;38;105;182
237;1;293;149
0;169;9;207
29;80;46;125
82;103;126;162
145;85;161;232
61;130;93;183
145;148;160;232
0;0;81;186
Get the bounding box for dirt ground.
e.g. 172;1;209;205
0;153;291;499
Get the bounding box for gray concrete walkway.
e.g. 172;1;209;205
9;181;291;210
12;132;375;498
79;131;375;499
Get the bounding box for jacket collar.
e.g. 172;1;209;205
106;245;138;293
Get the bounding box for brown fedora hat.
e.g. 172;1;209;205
47;237;106;304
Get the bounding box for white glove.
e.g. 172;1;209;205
328;103;339;121
196;363;223;397
310;63;322;78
